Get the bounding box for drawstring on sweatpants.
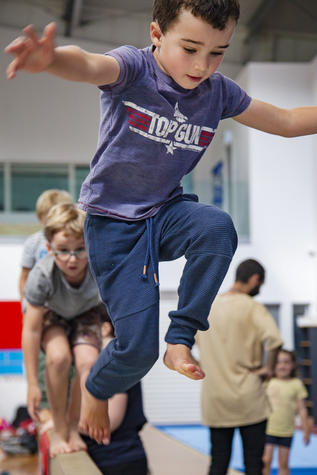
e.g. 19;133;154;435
141;217;159;287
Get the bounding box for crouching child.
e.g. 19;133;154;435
22;202;104;457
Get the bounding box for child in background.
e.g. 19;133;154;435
37;311;149;474
22;202;103;457
19;188;73;303
263;349;310;475
5;0;317;444
83;313;148;475
18;189;73;429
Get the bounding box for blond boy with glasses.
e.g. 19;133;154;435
22;202;104;457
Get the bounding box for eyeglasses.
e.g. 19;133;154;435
50;244;87;261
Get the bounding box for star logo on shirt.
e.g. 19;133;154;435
174;102;188;123
166;141;177;155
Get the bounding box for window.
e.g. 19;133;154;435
265;303;280;328
11;164;69;212
181;172;194;194
293;304;310;355
210;154;249;240
75;166;90;200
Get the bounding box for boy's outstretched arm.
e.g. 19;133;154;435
5;23;120;86
234;98;317;138
22;303;45;422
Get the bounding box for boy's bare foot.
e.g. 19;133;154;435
164;343;205;380
68;429;87;452
79;384;110;445
49;430;72;458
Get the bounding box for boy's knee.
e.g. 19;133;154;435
199;207;237;253
209;207;235;234
126;345;159;372
46;352;72;372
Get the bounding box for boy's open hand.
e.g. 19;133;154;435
27;383;42;422
5;22;56;79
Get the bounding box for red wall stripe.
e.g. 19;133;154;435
0;301;23;349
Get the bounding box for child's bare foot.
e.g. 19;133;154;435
68;428;87;452
79;384;110;445
49;429;72;458
164;343;205;380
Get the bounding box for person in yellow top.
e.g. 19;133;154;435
263;349;310;475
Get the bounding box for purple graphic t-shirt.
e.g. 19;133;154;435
79;45;251;220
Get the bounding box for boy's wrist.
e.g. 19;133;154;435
45;49;57;72
28;377;39;387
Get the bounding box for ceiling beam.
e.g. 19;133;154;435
245;0;276;42
64;0;83;37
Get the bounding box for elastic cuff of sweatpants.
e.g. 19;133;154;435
85;377;109;400
164;325;196;349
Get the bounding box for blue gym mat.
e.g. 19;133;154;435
156;425;317;474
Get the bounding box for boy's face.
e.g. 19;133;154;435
151;9;236;90
47;230;88;284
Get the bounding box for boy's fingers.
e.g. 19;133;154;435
29;404;36;421
7;48;30;77
7;58;20;79
6;65;16;79
23;24;39;44
5;37;27;54
43;22;56;42
33;410;40;423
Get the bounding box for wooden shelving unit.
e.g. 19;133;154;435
297;321;317;423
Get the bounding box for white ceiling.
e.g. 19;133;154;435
1;0;317;77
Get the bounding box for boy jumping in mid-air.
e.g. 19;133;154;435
6;0;317;445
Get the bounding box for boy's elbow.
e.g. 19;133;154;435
277;113;297;138
279;126;300;138
278;109;307;138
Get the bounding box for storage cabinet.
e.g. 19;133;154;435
297;323;317;423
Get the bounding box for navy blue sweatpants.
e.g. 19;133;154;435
84;195;237;399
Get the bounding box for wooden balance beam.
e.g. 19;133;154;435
38;411;102;475
39;429;102;475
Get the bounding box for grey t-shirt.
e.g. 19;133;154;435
21;230;48;269
24;254;100;319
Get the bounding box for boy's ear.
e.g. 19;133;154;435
46;241;53;256
150;21;163;48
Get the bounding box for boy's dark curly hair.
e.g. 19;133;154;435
152;0;240;33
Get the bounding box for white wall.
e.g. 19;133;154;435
1;26;109;164
204;59;317;349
